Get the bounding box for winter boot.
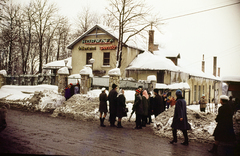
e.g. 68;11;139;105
117;121;123;128
100;118;106;127
102;117;106;127
208;144;218;154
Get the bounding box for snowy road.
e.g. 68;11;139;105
0;109;213;156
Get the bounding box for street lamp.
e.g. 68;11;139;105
64;59;68;67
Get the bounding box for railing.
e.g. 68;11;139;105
5;74;57;85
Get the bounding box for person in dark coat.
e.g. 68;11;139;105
142;90;149;127
65;84;72;100
0;104;10;132
170;90;190;145
99;88;108;127
108;83;118;127
162;93;167;111
152;89;164;118
70;83;74;97
134;89;143;129
208;95;236;154
116;89;126;128
147;91;153;124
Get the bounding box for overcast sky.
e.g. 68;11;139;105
10;0;240;77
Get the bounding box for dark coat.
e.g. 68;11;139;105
116;94;126;118
65;88;71;100
213;103;236;142
99;92;108;113
134;94;143;115
153;94;164;116
108;89;118;114
148;97;154;115
0;106;7;132
142;96;149;116
171;97;191;130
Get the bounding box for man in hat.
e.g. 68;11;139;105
134;89;143;129
108;83;118;127
199;94;207;112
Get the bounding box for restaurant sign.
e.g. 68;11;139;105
100;45;117;50
78;46;96;50
82;39;114;44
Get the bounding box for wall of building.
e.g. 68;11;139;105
71;29;141;78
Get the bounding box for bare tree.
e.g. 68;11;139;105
31;0;58;73
106;0;162;68
0;3;21;74
73;6;99;38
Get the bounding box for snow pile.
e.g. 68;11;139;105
51;94;100;121
153;106;217;143
108;68;121;76
0;70;7;76
79;65;93;77
147;75;156;82
0;85;65;112
58;67;69;74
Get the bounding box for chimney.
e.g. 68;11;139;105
213;56;217;77
202;54;205;72
218;67;220;77
148;24;154;53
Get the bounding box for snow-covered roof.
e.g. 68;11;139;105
126;51;180;72
155;82;190;90
154;49;180;58
168;82;190;90
221;76;240;82
67;24;145;51
43;57;72;70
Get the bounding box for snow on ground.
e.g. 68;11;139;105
0;85;225;143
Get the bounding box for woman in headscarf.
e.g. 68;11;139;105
208;95;236;154
142;90;149;127
116;89;126;128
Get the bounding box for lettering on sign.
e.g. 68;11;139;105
82;39;114;44
100;45;117;50
78;46;96;50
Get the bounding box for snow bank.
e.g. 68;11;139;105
0;85;65;112
79;65;93;77
153;106;217;143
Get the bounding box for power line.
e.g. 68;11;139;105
161;1;240;21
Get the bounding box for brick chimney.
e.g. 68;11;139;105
148;29;154;53
213;56;217;77
202;54;205;72
218;67;220;77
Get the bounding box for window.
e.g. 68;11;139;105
86;53;92;65
157;71;164;83
103;52;110;65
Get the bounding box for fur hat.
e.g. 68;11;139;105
112;83;117;89
153;89;158;93
101;88;106;92
220;95;229;101
176;90;182;97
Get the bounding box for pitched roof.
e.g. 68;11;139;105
67;24;145;51
126;51;180;71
